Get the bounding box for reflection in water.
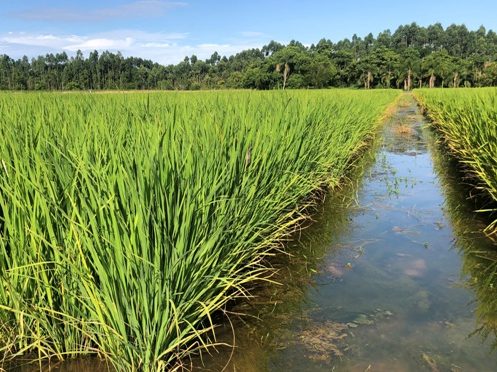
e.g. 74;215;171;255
429;126;497;349
192;152;377;372
11;358;112;372
198;95;497;371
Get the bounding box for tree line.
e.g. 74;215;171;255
2;23;497;91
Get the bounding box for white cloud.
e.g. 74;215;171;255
64;37;135;51
13;1;187;22
0;31;268;64
241;31;265;38
140;42;171;48
2;33;82;48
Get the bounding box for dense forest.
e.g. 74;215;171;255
2;23;497;90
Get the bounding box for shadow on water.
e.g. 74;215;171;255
429;119;497;351
195;94;497;371
10;358;112;372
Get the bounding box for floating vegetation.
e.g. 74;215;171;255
296;308;396;364
297;321;349;362
393;123;415;136
421;352;440;372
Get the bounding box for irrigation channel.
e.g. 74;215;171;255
16;94;497;371
194;94;497;371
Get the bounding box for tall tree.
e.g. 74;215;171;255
2;23;497;91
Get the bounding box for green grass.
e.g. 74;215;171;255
0;89;399;371
415;88;497;238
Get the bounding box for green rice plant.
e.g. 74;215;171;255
429;130;497;349
0;89;399;371
415;88;497;238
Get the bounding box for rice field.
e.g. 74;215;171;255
415;88;497;238
0;90;399;371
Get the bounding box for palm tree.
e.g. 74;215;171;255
275;62;291;89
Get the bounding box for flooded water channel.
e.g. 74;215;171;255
13;95;497;372
196;95;497;371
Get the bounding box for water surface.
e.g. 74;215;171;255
198;95;497;371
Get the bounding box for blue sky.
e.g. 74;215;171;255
1;0;497;64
